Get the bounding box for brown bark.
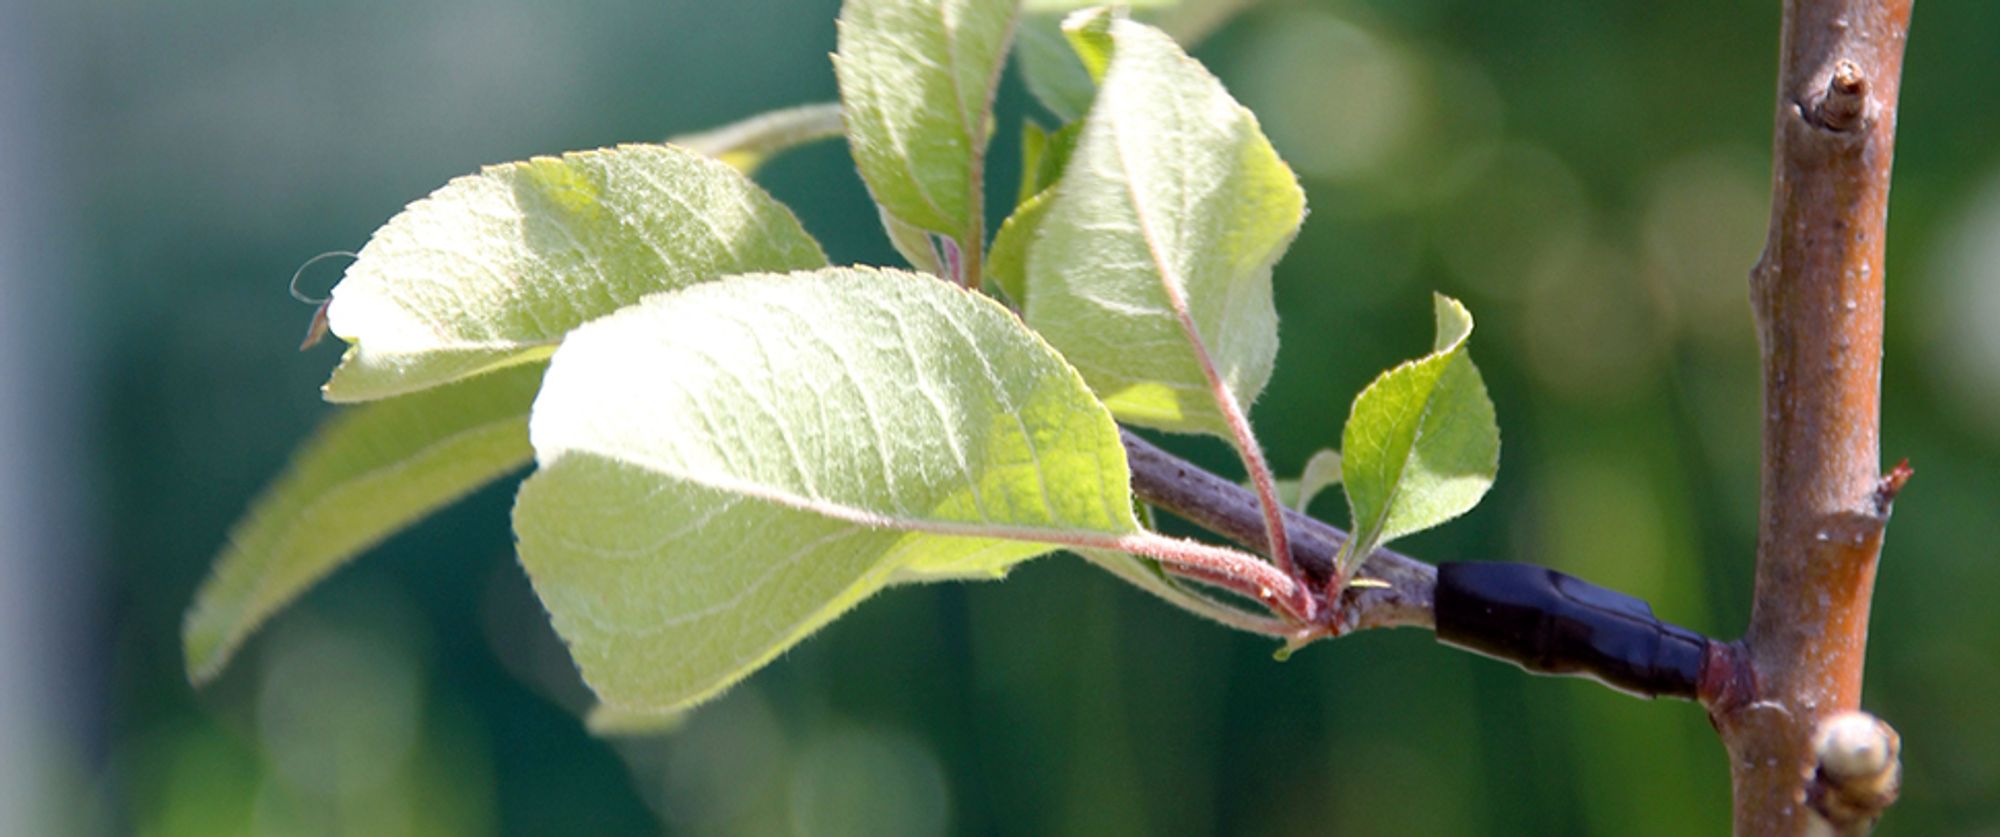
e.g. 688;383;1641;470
1121;430;1436;632
1714;0;1913;832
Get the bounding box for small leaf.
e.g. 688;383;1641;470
1023;11;1305;437
1294;448;1342;512
835;0;1019;240
322;144;826;402
184;364;544;683
513;268;1139;713
989;120;1083;306
1017;121;1051;204
987;190;1052;306
668;102;846;174
1337;294;1499;576
1014;14;1096;120
879;205;948;277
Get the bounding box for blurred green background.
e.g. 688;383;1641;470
3;0;1996;833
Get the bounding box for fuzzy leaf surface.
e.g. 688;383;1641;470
513;268;1138;712
184;364;545;682
1337;294;1498;575
1023;12;1304;436
835;0;1018;239
322;144;826;401
989;121;1081;306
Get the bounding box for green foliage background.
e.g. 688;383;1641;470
32;0;2000;832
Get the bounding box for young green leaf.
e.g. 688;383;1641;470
1294;448;1342;513
513;268;1141;713
668;102;846;175
879;205;949;277
1336;294;1499;578
835;0;1019;246
987;190;1052;306
184;364;545;683
1022;11;1305;438
988;121;1079;306
322;144;826;402
1014;13;1096;120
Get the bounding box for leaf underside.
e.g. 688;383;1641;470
1021;11;1304;438
323;143;827;402
514;268;1138;712
836;0;1019;239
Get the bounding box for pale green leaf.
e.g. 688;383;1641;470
585;704;688;737
513;267;1139;712
1022;12;1305;437
835;0;1019;239
1294;448;1342;512
668;102;846;174
184;364;545;683
1014;14;1096;121
879;204;948;277
322;144;827;402
1337;294;1499;576
987;189;1052;306
990;120;1082;306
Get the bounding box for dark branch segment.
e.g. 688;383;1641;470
1434;562;1710;700
1120;429;1434;631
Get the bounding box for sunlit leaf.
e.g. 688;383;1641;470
1337;294;1499;577
669;102;846;174
1022;11;1305;437
322;144;826;402
513;268;1139;712
184;364;545;683
835;0;1019;242
1013;1;1263;118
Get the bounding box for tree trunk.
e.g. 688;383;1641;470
1712;0;1913;832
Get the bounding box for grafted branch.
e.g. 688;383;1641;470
1713;0;1913;832
1121;430;1434;632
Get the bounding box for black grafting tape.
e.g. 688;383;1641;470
1435;562;1706;699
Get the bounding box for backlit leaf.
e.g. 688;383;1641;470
322;144;826;402
184;364;545;682
513;268;1139;712
989;121;1083;306
1022;11;1305;437
835;0;1019;240
1336;294;1499;577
